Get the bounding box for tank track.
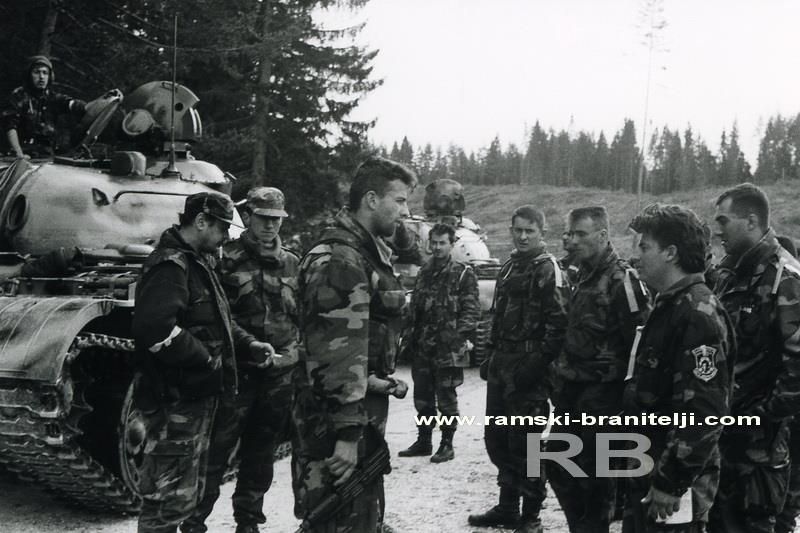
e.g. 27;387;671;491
0;333;141;513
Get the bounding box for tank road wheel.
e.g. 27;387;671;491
470;316;492;366
118;377;147;497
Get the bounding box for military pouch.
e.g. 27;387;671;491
742;461;791;515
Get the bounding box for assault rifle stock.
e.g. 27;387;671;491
294;432;391;533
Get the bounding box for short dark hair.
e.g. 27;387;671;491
715;182;770;229
777;235;798;258
629;204;706;273
349;156;417;211
511;205;545;230
429;223;456;243
569;206;609;231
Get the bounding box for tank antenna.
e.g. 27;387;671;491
161;14;181;178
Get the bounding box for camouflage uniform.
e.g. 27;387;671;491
550;244;650;533
622;273;734;533
1;56;86;156
292;212;406;532
404;255;479;434
132;225;253;533
709;229;800;533
485;244;568;520
181;231;300;532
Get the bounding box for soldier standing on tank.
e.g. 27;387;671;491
468;205;568;533
1;56;86;158
397;222;480;463
624;204;734;533
181;187;300;533
548;206;650;533
292;156;416;532
131;191;273;533
708;183;800;533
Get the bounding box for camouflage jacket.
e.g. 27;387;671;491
405;255;480;367
713;228;800;419
553;244;650;383
1;86;84;148
298;212;406;440
490;243;569;383
220;231;300;373
624;273;734;517
133;226;254;401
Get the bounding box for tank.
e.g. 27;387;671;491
395;179;500;365
0;81;243;512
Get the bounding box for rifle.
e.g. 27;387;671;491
294;428;392;533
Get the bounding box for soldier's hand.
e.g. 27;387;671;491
206;355;222;371
389;378;409;399
642;486;681;521
249;341;276;368
325;439;359;486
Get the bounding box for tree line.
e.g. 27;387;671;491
382;115;800;192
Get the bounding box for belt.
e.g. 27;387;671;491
494;339;539;353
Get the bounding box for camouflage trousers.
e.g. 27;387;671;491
181;367;294;531
484;351;549;512
709;419;791;533
137;396;217;533
776;417;800;533
411;353;463;432
549;380;624;533
293;391;389;533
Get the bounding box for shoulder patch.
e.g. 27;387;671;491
692;345;718;382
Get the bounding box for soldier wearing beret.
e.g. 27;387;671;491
132;192;272;533
624;204;734;533
182;187;300;533
709;183;800;533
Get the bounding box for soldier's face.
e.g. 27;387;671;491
714;198;754;256
371;180;410;238
510;216;541;253
249;213;283;244
568;217;606;263
30;66;49;89
636;233;670;292
430;233;453;260
198;215;229;253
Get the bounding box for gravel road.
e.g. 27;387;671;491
1;366;619;533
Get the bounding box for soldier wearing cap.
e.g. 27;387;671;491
1;55;86;158
182;187;300;533
131;191;273;533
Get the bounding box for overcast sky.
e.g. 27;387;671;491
328;0;800;164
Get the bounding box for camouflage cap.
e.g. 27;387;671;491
244;186;288;217
183;191;243;228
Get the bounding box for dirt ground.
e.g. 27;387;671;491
0;366;619;533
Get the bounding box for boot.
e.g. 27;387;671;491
468;486;521;528
514;495;543;533
430;428;455;463
234;525;259;533
398;427;432;457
